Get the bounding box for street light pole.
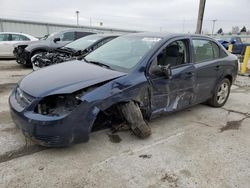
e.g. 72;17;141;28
212;19;217;36
76;11;80;26
195;0;206;34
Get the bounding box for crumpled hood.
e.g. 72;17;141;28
24;40;52;51
19;60;126;97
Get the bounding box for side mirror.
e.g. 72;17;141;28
160;64;172;78
53;38;61;43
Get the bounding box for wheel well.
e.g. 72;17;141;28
224;75;233;85
91;101;148;132
91;103;125;132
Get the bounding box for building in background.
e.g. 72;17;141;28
0;18;138;38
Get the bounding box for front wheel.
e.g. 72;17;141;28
208;78;231;107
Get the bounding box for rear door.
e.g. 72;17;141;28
147;37;196;116
191;38;221;103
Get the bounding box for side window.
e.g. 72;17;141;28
0;34;10;41
93;38;113;50
149;39;189;76
192;39;220;63
76;32;93;39
60;32;75;41
11;34;30;41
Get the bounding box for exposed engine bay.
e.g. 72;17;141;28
31;49;88;70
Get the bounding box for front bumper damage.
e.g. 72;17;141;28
9;88;99;147
13;46;31;65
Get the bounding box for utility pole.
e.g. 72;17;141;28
90;17;92;27
76;11;80;26
195;0;206;34
212;19;217;36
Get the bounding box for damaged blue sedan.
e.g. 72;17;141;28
9;32;238;147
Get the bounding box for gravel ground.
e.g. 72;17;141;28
0;60;250;188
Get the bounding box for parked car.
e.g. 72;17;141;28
0;32;38;58
229;36;250;55
13;29;95;66
32;34;119;70
216;39;229;50
9;32;238;147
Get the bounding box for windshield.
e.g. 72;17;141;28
40;32;58;40
65;35;103;51
85;35;162;72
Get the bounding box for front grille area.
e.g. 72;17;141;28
14;46;30;65
15;87;34;108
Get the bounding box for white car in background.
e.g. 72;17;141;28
0;32;38;58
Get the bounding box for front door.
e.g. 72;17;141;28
147;38;196;117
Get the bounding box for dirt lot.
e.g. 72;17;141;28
0;60;250;188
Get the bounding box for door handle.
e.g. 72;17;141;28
184;72;194;78
215;65;221;70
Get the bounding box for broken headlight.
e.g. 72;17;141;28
35;94;81;117
34;84;105;116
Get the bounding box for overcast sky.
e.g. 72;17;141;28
0;0;249;33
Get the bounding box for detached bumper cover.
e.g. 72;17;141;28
9;89;99;147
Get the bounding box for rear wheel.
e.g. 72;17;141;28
208;78;231;107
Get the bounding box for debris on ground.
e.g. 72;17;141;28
108;134;122;143
139;154;152;159
161;172;179;187
38;166;44;171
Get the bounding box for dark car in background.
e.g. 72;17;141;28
216;36;250;54
216;39;229;50
9;32;238;147
13;29;95;66
32;34;119;70
229;36;250;55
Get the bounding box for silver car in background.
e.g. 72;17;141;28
0;32;38;58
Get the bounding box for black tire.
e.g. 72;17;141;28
208;78;231;107
120;101;151;138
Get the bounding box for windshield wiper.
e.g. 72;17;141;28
87;60;111;69
60;47;76;52
82;57;89;63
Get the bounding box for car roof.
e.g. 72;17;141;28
124;32;214;40
0;32;30;35
57;28;96;33
0;32;37;39
91;33;121;37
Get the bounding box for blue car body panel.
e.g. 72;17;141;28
9;32;238;146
